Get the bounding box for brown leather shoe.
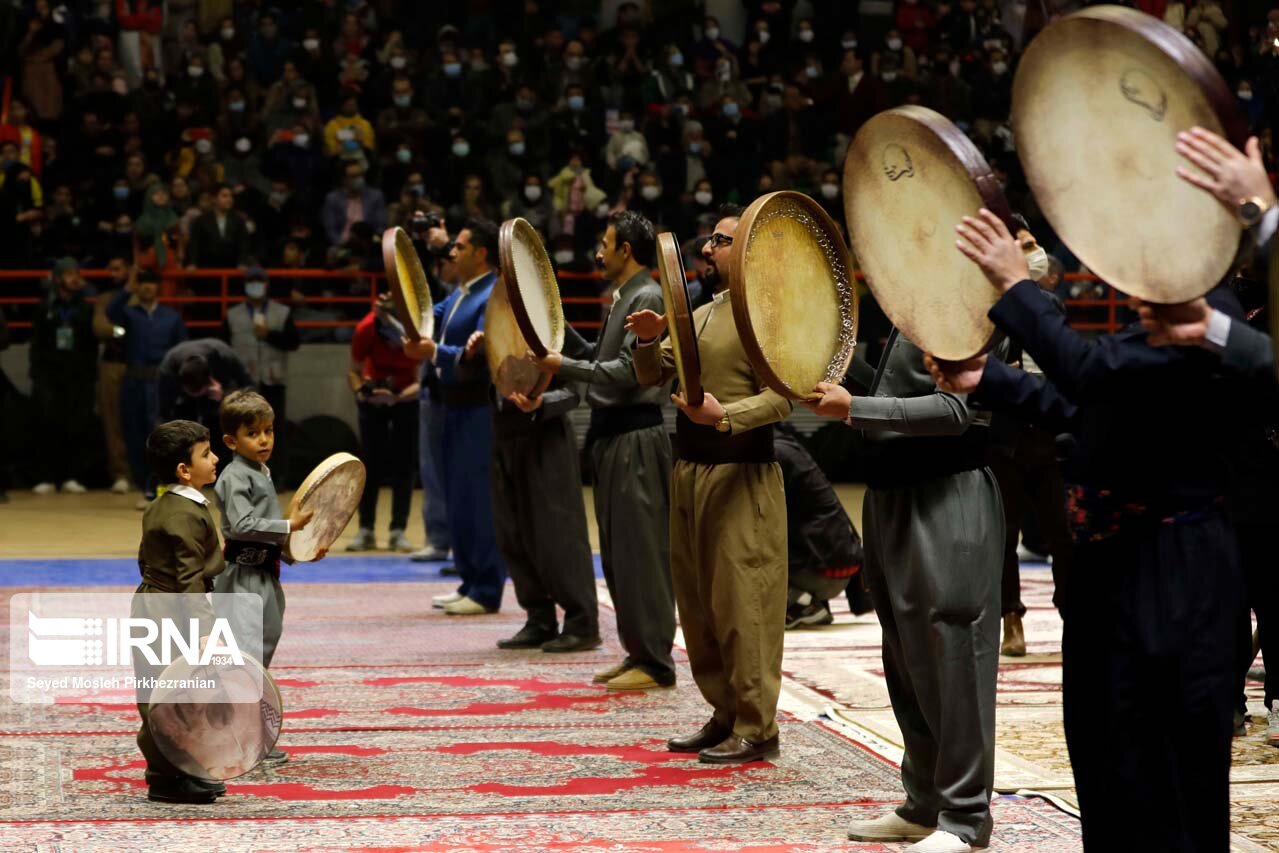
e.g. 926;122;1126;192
1000;613;1026;657
667;718;734;753
698;734;780;764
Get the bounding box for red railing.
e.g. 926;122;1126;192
0;268;1127;335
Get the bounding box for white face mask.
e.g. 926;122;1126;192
303;38;320;51
695;190;713;206
1025;246;1049;281
882;71;897;82
1239;88;1254;101
293;97;308;110
820;182;839;199
640;185;660;201
553;249;574;264
501;51;518;67
244;281;267;300
235;138;251;153
524;185;543;202
188;65;204;78
805;65;820;78
293;133;310;147
390;56;407;69
452;142;470;158
798;29;814;43
887;38;902;51
757;30;770;44
221;27;235;40
705;27;720;40
194;139;212;154
991;61;1007;75
842;38;858;49
565;55;584;71
618;119;635;132
595;202;611;218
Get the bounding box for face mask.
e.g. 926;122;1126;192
113;186;130;200
640;185;660;201
516;97;535;111
757;30;770;44
268;191;287;205
443;62;462;77
554;249;574;265
293;133;310;147
524;185;543;202
798;29;814;43
235;137;251;153
194;139;213;154
695;190;713;206
348;177;365;192
688;141;703;154
595;202;610;218
842;38;858;49
565;55;584;71
716;65;731;82
722;102;740;118
706;26;720;40
805;65;820;78
820;182;839;199
887;38;902;51
221;27;235;40
567;94;585;111
669;51;684;66
245;281;267;300
342;137;361;152
303;38;320;51
991;61;1007;75
390;56;407;69
1025;246;1049;281
618;119;634;132
671;103;688;117
502;51;518;67
509;141;526;156
188;65;204;78
396;147;412;163
883;71;897;82
452;141;470;158
230;99;247;112
408;183;425;196
394;94;412;108
1239;89;1254;101
293;96;308;110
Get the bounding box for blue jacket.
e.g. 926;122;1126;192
432;270;497;388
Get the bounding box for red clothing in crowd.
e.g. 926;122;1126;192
351;311;418;391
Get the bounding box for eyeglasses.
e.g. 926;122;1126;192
707;233;734;249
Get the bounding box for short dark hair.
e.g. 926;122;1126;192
607;210;656;266
213;182;232;195
220;389;274;435
178;355;211;395
461;217;499;261
146;419;210;482
717;202;745;219
1010;212;1031;234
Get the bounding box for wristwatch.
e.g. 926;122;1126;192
1237;195;1271;228
714;413;732;433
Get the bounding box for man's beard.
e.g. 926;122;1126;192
703;262;722;291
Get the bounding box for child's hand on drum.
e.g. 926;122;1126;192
289;506;315;531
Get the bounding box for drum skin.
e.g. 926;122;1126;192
730;191;858;400
844;106;1011;361
498;218;566;358
1013;5;1246;304
484;273;552;399
149;655;283;781
284;453;365;562
655;232;703;406
382;227;434;341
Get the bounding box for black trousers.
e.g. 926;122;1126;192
1236;521;1276;712
33;376;97;485
1062;511;1245;853
490;416;599;638
357;400;416;532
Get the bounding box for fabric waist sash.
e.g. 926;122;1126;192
588;404;663;440
224;540;282;576
675;415;775;465
861;431;989;489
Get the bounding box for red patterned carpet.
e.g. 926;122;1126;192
0;581;1084;851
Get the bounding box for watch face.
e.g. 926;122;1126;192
1242;201;1263;223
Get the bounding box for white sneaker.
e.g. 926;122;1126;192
444;596;494;615
110;478;130;494
410;547;450;563
906;830;973;853
61;480;87;494
432;592;463;609
847;811;935;842
387;529;414;553
1267;706;1279;749
32;482;55;495
345;528;376;551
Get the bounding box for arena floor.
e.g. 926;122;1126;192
0;489;1274;851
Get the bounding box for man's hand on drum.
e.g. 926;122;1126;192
507;391;544;412
400;336;436;362
802;382;852;420
289;505;315;531
955;209;1031;292
1136;298;1212;346
529;350;562;374
625;309;667;342
464;330;485;360
1175;127;1277;211
923;353;988;394
671;391;725;425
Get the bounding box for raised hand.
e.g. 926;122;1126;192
922;353;988;394
625;309;667;341
1175;127;1277;211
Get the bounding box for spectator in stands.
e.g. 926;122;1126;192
246;11;292;86
29;258;98;495
376;76;429;160
0;99;43;176
506;173;555;235
347;293;419;553
19;0;66;122
486;128;532;203
604;109;650;172
156;337;252;471
324;92;376;159
446;174;494;225
548;152;608;243
93;255;134;494
323;160;386;248
550;84;605;165
221;266;299;487
1188;0;1228;56
187;183;250;269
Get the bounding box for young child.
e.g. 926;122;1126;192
212;389;315;764
132;419;226;804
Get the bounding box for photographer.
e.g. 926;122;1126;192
346;293;419;553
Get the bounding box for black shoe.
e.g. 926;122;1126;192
497;624;558;649
146;774;219;804
192;778;227;798
264;748;288;763
785;601;834;629
439;564;459;577
667;718;734;753
846;577;875;616
541;633;603;653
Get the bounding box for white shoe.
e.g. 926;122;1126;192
411;547;450;563
33;482;55;495
110;478;130;494
61;480;87;494
906;830;973;853
444;596;494;615
1267;706;1279;749
847;811;935;842
432;592;463;609
387;529;414;553
345;528;376;551
1015;543;1047;562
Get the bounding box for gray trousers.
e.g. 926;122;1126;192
863;467;1003;847
490;417;599;638
592;425;676;682
213;564;286;668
